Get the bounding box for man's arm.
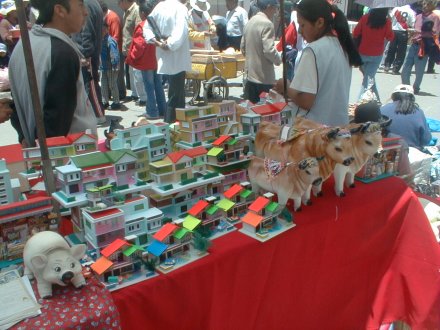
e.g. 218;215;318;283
43;38;79;137
261;23;281;65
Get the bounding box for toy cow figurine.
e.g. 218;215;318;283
248;156;323;222
23;231;86;298
333;122;383;196
255;120;355;198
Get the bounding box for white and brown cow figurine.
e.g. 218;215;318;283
333;122;383;196
255;120;355;200
248;156;323;222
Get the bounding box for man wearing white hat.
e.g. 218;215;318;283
188;0;216;49
0;0;18;53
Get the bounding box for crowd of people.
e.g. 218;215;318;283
0;0;437;155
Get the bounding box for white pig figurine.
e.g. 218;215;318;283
23;231;87;298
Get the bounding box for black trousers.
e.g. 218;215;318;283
166;71;186;124
384;30;408;73
244;80;273;104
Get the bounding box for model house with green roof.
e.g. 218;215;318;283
21;131;97;176
110;122;171;181
90;238;144;287
146;222;193;265
241;195;281;238
222;182;254;216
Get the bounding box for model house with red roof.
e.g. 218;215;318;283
0;159;19;205
21;130;97;175
109;122;171;182
241;195;281;238
0;144;28;192
0;196;54;262
250;103;282;125
146;221;193;266
187;199;222;230
90;238;144;285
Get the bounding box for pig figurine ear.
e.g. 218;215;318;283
70;244;87;260
31;254;48;269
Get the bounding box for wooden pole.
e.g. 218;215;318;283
278;0;288;104
15;0;60;219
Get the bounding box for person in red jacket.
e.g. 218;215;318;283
353;8;394;103
126;2;166;119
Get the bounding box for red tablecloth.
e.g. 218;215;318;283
13;276;121;329
112;177;440;330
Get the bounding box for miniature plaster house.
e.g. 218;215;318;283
241;196;280;235
240;112;261;138
0;159;20;205
110;122;171;181
91;238;143;282
176;105;219;146
187;199;222;229
147;222;193;263
250;103;283;125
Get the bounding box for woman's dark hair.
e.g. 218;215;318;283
391;92;419;114
31;0;70;25
367;8;388;28
296;0;362;67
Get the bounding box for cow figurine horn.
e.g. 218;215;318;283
360;122;371;133
349;124;363;134
326;128;341;140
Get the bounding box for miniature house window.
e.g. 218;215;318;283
116;164;127;172
145;128;151;135
205;121;212;128
123;132;130;138
76;145;86;151
134;203;144;211
181;122;190;128
185;161;191;168
69;184;79;194
204;131;213;137
194;124;198;129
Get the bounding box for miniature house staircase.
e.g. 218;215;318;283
222;121;236;135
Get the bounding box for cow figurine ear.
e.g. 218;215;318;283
360;122;371;133
325;128;340;140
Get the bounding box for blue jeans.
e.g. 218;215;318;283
401;43;429;92
141;70;166;118
358;54;383;102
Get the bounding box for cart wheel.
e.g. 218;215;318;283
203;76;229;103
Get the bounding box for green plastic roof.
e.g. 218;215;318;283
183;215;201;230
265;201;279;213
122;245;144;257
206;204;219;215
174;227;190;239
216;198;235;211
227;138;238;145
239;189;252;198
207;147;224;157
71;150;137;168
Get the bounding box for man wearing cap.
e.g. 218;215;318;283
241;0;281;103
380;84;431;150
354;101;411;177
188;0;216;50
0;0;18;54
9;0;97;147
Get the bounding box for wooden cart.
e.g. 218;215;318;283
185;50;245;104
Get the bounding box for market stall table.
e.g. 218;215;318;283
112;177;440;329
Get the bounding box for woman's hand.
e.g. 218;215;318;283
274;78;286;96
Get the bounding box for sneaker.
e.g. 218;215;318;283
97;116;107;125
103;102;109;109
110;102;122;110
426;69;436;74
413;86;420;95
383;66;390;73
136;100;147;106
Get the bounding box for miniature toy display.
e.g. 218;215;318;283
23;231;86;298
248;157;323;222
90;238;158;291
239;194;295;242
356;136;402;183
255;120;355;199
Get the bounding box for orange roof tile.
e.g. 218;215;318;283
212;135;231;146
251;104;281;116
46;136;71;147
166;150;186;163
183;146;208;158
249;196;270;213
223;184;243;199
241;212;263;227
67;132;97;143
153;222;178;242
101;238;129;258
91;257;113;275
0;144;23;164
188;200;209;216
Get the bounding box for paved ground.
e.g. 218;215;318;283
0;65;438;147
